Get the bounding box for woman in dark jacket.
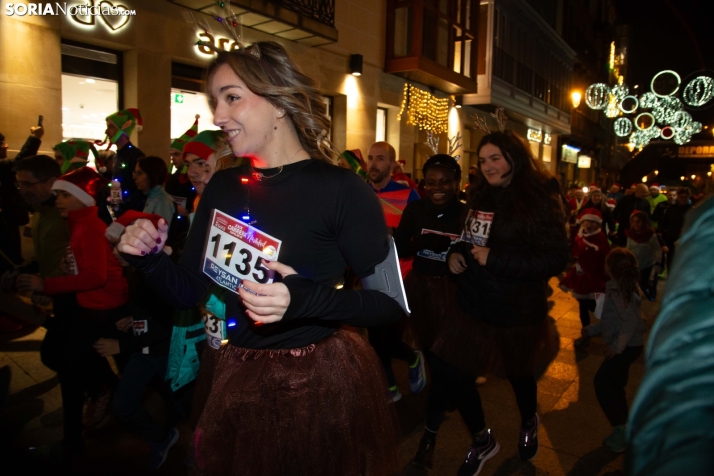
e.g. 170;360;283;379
433;130;568;475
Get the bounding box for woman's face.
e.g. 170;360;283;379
591;191;602;204
424;166;458;206
133;163;151;193
478;143;512;187
211;64;282;160
630;215;643;231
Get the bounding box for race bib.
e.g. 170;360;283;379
132;319;149;354
202;312;226;350
202;209;282;294
416;229;460;262
461;210;494;246
66;247;79;275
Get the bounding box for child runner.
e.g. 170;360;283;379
581;248;645;452
560;207;611;348
626;211;662;300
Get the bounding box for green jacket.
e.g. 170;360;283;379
32;199;70;278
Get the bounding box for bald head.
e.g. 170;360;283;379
635;183;649;198
367;141;397;189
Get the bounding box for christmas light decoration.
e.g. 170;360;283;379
660;126;674;139
585;84;610;110
611;83;629;101
651;70;681;97
634;112;655;130
683;76;714;107
619;96;638;114
630;126;661;148
673;121;702;145
397;84;450;133
614;117;633;137
605;95;620;118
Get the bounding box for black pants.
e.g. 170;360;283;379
594;345;643;426
639;266;653;298
425;353;537;435
368;320;416;387
41;300;125;443
577;299;596;327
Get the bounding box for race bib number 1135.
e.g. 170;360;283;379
202;209;282;294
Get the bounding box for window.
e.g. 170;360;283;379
61;42;121;146
171;63;219;139
376;108;388;143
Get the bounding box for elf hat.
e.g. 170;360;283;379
52;166;108;207
339;149;366;174
53;139;99;163
577;207;602;224
106;108;142;143
105;210;163;242
170;115;200;152
182;130;227;161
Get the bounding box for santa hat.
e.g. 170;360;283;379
105;210;163;242
52;166;108;207
53;139;99;170
577;207;602;224
105;108;142;144
606;198;616;209
170;115;200;152
649;182;660;189
612;183;622;188
589;182;599;190
182;130;227;161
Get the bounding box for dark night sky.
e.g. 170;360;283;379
615;0;714;124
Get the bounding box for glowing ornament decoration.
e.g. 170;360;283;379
397;84;449;133
630;127;661;148
611;83;629;101
671;110;692;130
660;126;674;140
614;117;633;137
635;112;655;130
639;92;658;109
683;76;714;107
619;96;639;114
585;84;610;110
651;70;681;97
673;121;702;145
605;95;620;118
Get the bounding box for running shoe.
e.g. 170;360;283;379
457;430;499;476
149;427;180;469
518;413;540;461
389;385;402;402
412;433;436;471
408;351;427;394
603;425;628;453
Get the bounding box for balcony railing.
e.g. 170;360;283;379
273;0;334;27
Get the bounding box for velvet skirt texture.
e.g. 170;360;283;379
190;329;400;476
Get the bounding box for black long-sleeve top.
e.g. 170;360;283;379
112;141;145;214
394;196;466;275
447;185;568;327
124;159;402;349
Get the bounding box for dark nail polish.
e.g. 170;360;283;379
156;238;162;244
152;246;159;253
141;251;146;255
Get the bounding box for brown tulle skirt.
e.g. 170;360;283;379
404;271;458;351
190;329;400;476
432;303;560;379
189;344;220;430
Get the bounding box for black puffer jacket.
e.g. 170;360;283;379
449;185;568;326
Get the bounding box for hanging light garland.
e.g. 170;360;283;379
397;84;450;134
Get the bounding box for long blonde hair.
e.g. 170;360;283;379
206;42;335;162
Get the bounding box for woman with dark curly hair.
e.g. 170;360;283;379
430;130;568;475
116;42;401;475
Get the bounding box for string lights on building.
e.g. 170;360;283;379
397;84;450;133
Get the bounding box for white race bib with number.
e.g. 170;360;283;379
416;229;460;262
461;210;495;246
202;209;282;294
132;319;149;354
202;313;226;350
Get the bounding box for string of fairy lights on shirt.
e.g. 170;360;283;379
397;84;449;134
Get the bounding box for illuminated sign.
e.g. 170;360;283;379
527;128;542;143
69;1;134;32
543;133;551;145
678;144;714;158
561;144;579;164
196;32;240;56
578;155;592;168
173;93;185;104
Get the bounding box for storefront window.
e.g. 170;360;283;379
62;75;118;142
170;89;219;139
376;108;388;142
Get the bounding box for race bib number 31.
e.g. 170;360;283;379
461;210;495;246
202;209;282;294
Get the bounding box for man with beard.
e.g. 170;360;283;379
365;141;424;403
366;141;419;231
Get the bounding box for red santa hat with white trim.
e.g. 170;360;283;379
577;207;602;224
105;210;163;242
51;166;107;207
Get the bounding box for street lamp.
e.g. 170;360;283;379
571;91;582;109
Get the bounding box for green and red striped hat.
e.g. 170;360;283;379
170;115;200;152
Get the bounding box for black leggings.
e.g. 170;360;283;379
368;321;417;387
578;299;596;327
425;353;537;435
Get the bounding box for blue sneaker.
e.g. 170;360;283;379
457;429;499;476
408;351;427;394
389;385;402;402
149;427;179;470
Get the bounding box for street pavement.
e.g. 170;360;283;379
0;275;660;475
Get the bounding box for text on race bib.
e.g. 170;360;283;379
202;313;226;350
132;319;149;354
461;210;495;246
202;209;282;295
416;229;460;262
